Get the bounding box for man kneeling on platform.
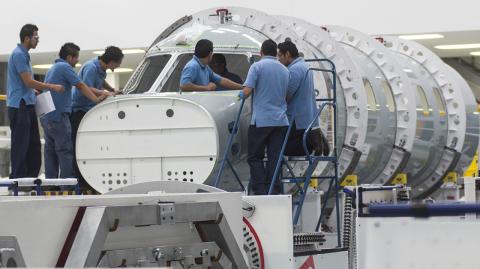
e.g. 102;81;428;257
277;40;329;156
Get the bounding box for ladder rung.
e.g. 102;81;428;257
285;156;337;162
313;176;337;179
281;178;307;183
281;176;335;184
312;156;337;162
286;156;310;161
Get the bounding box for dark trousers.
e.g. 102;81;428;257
285;122;330;157
247;125;287;195
70;110;88;189
40;113;74;179
8;101;41;179
285;123;312;156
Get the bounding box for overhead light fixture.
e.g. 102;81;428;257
32;64;52;69
470;51;480;56
106;68;133;73
398;34;444;40
93;48;145;55
33;63;82;69
435;43;480;50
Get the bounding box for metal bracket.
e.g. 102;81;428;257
0;237;26;268
65;202;248;268
157;203;175;224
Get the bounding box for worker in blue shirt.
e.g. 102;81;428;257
40;43;105;180
179;39;242;92
71;46;123;189
277;41;329;156
209;53;243;91
7;24;64;179
238;39;290;195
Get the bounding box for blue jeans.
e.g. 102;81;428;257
40;113;74;179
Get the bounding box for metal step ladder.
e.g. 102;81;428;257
266;59;341;247
213;58;341;247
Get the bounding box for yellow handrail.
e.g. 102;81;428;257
0;95;6;101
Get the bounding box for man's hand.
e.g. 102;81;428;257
50;84;65;93
101;90;115;97
206;82;217;91
33;89;41;95
237;91;245;100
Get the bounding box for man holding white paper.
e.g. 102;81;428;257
7;24;64;179
40;43;106;180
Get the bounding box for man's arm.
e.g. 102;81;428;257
12;53;64;93
20;72;64;93
80;66;114;97
286;69;301;102
90;87;114;97
239;64;257;99
241;86;253;98
179;63;216;92
218;78;242;90
75;82;106;103
180;82;216;92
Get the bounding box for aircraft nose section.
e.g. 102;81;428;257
76;96;218;193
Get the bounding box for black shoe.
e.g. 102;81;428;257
309;129;330;156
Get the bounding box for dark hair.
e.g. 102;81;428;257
100;46;124;64
211;53;226;66
194;39;213;58
278;40;299;58
261;39;277;57
59;42;80;60
20;24;38;43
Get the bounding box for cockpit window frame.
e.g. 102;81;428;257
124;52;176;94
155;51;258;93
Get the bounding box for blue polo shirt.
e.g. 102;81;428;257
72;58;106;112
180;56;222;88
286;58;319;129
244;56;289;127
6;44;36;108
43;59;81;122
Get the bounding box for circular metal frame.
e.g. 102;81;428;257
443;64;479;174
326;26;417;184
381;36;467;197
277;16;368;178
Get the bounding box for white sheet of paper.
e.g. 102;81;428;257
35;91;56;117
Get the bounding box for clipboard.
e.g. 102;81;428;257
35;91;56;117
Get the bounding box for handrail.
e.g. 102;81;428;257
305;59;340;247
213;97;246;190
267;121;294;195
301;102;334;159
0;177;80;196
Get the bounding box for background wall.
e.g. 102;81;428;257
1;0;479;55
0;63;7;125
